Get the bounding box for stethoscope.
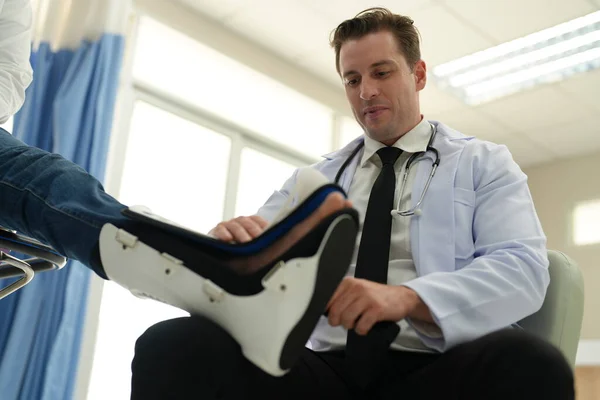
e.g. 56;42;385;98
334;123;440;217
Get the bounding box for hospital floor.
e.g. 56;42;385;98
574;367;600;399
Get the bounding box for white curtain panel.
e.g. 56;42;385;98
32;0;131;50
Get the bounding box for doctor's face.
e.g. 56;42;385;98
338;31;427;145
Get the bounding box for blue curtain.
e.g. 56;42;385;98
0;33;124;400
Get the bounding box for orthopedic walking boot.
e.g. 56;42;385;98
99;168;359;376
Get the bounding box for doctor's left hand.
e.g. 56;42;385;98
325;277;422;335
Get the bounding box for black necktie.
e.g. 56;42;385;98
346;146;402;387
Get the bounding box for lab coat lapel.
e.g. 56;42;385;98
320;127;470;277
410;123;467;276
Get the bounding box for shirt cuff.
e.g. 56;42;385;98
408;318;444;339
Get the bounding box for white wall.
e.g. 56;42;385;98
524;151;600;340
524;151;600;365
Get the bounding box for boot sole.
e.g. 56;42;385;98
278;213;357;370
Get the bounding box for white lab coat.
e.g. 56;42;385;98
256;121;550;352
0;0;33;123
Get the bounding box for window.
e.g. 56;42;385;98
132;17;334;158
339;116;364;147
118;101;231;231
86;101;231;400
573;200;600;246
235;147;297;217
86;281;187;400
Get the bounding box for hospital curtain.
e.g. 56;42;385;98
0;0;129;399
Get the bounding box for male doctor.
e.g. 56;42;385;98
134;7;574;400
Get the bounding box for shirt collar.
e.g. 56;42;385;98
360;117;432;168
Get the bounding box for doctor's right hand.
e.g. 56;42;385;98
208;215;269;243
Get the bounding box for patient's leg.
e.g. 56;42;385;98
0;128;134;278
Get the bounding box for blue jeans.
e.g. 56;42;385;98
0;128;130;278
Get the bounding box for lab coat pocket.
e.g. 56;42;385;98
454;187;476;260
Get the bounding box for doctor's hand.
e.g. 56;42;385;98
208;215;269;243
325;277;431;335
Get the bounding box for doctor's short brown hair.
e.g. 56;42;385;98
329;7;422;74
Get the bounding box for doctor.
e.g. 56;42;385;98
184;6;573;400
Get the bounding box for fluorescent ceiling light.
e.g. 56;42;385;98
431;11;600;105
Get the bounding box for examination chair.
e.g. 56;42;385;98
518;250;585;368
0;226;67;300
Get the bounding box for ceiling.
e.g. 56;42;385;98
176;0;600;168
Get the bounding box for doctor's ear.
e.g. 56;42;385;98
413;60;427;91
